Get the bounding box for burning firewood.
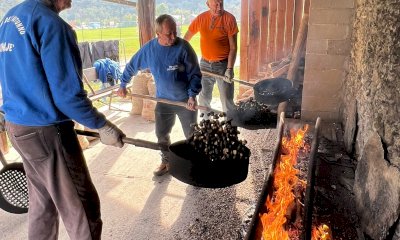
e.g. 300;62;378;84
312;224;332;240
258;126;309;239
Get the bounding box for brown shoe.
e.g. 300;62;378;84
153;163;169;176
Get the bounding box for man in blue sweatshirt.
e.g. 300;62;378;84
0;0;126;239
117;14;202;176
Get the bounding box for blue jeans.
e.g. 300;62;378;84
155;102;197;163
199;59;235;114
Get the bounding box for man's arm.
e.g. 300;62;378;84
117;48;148;97
40;21;107;129
227;33;238;69
183;30;195;41
182;42;202;101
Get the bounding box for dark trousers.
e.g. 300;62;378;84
155;102;197;163
6;121;102;240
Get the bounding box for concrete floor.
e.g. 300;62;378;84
0;102;278;240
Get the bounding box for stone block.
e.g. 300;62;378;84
353;132;400;240
302;96;341;112
308;24;350;40
305;53;347;70
306;39;328;54
304;69;344;83
302;79;342;97
311;0;355;9
327;39;352;56
300;110;340;122
310;9;353;24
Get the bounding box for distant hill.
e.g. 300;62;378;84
1;0;241;25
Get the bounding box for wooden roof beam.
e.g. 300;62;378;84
101;0;136;7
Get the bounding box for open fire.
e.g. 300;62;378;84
258;126;308;239
312;224;332;240
250;119;332;240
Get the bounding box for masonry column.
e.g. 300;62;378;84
301;0;354;121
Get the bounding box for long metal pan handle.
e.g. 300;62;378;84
129;93;223;114
75;129;160;150
202;70;255;87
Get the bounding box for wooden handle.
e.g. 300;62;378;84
0;149;7;166
202;70;255;87
129;93;222;113
75;129;160;150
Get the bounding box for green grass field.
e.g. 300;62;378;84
76;25;239;103
75;25;201;62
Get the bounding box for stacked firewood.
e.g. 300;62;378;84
188;112;249;162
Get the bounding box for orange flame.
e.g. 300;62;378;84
312;224;332;240
259;125;308;240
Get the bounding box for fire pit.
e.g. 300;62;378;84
242;117;324;240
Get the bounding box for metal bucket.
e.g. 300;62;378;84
168;140;250;188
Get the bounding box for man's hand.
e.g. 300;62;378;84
117;87;128;98
224;68;234;83
98;121;125;148
186;97;197;111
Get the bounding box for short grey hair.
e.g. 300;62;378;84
155;14;176;33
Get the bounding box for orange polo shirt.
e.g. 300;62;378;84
188;11;238;61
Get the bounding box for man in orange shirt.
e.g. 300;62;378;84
184;0;238;114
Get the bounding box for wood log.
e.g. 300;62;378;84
287;14;309;83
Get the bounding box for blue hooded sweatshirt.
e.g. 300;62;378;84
0;0;106;129
120;38;202;102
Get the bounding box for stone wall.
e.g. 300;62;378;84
342;0;400;239
301;0;354;121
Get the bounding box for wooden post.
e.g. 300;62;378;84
137;0;155;46
285;0;295;56
267;0;278;63
239;0;250;82
287;14;309;84
275;0;286;60
248;0;262;79
304;0;310;14
293;0;304;47
260;0;270;65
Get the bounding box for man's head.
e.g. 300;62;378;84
206;0;224;16
47;0;72;12
156;14;178;47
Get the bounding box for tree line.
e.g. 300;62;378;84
1;0;241;27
